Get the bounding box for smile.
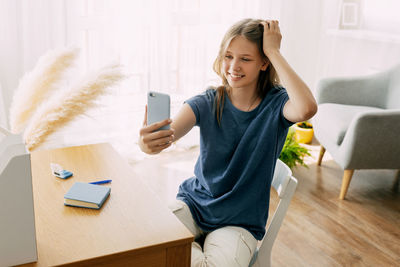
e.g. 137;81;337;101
229;73;245;78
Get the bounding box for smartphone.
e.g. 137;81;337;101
147;91;170;131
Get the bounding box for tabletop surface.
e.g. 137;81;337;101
22;143;193;266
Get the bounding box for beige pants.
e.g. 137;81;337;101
168;199;258;267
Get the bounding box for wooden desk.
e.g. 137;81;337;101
21;143;193;267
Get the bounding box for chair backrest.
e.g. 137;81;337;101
249;159;298;267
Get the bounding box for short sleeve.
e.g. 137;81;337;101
184;89;215;127
277;89;295;128
185;98;200;126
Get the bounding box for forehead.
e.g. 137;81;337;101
225;35;259;56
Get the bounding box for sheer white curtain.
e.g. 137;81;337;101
0;0;17;130
0;83;5;128
63;0;285;99
0;0;282;157
0;0;66;130
0;0;21;130
64;0;280;94
61;0;282;159
96;0;282;159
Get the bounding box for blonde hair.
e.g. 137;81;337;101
212;18;280;125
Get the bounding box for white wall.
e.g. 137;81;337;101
315;0;400;79
279;0;400;92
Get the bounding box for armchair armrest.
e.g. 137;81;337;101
316;71;390;108
340;110;400;169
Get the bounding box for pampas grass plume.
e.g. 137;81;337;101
9;47;79;134
24;64;126;151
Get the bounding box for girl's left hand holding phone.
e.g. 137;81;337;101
139;106;175;154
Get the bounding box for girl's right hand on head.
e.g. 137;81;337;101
261;20;282;56
138;105;175;154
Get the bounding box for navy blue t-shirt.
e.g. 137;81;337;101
177;86;293;240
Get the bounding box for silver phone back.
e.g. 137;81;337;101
147;91;170;130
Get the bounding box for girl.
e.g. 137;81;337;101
139;18;317;267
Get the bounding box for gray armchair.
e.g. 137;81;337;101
313;64;400;199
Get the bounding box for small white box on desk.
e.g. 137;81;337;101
0;127;37;267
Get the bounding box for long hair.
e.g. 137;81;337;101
212;18;280;125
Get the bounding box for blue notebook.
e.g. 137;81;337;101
64;182;111;209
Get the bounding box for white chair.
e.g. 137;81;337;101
249;159;298;267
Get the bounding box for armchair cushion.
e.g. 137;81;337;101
313;103;383;146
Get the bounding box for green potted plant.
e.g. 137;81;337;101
279;129;311;168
